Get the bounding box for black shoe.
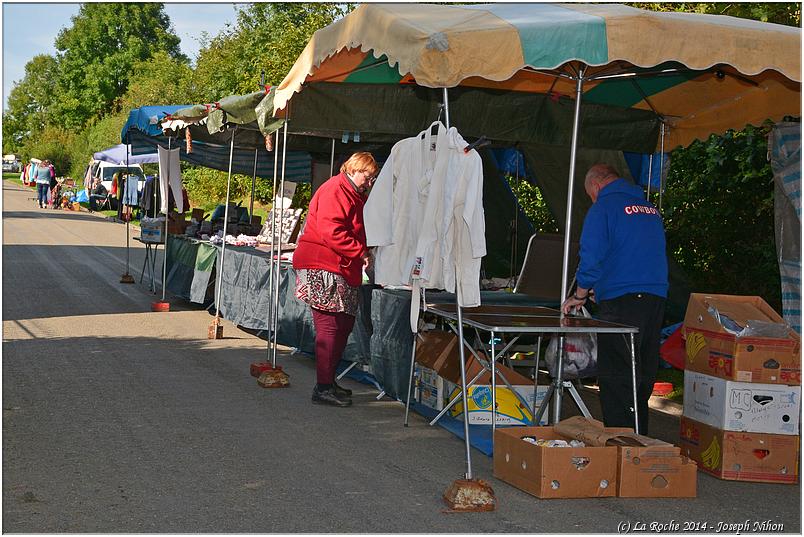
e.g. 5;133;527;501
333;381;352;397
312;386;352;407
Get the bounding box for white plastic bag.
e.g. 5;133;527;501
545;308;598;379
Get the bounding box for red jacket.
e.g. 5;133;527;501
293;173;367;287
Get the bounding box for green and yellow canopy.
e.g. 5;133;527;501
274;3;800;149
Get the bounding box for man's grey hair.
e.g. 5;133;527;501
585;163;622;188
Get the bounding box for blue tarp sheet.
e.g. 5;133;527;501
121;105;190;139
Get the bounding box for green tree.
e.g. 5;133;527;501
118;51;200;112
628;3;800;26
52;3;185;127
661;125;782;311
193;3;351;98
2;55;59;153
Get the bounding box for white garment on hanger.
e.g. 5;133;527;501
364;122;486;331
157;146;182;213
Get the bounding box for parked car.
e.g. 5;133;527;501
2;160;21;173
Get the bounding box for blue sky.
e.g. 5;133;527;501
2;3;239;111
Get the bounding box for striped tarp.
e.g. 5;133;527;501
770;122;801;333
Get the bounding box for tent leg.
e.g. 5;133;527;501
330;138;335;177
646;153;653;200
440;86;496;513
153;137;172;312
272;117;290;366
210;130;237;339
556;66;586;422
267;128;280;360
121;140;135;284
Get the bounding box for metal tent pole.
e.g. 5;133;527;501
161;137;172;302
120;139;135;284
214;129;237;320
646;153;653;200
249;148;258;220
266;129;280;358
271;117;290;367
556;65;586;423
442;87;473;480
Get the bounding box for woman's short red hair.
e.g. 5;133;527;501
340;152;378;176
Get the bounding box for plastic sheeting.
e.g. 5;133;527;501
770;122;801;333
164;236;217;304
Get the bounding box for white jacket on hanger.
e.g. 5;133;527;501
364;122;485;329
158;146;183;214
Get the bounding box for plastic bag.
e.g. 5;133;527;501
545;308;597;379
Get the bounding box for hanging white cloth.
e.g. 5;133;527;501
364;122;485;331
157;146;182;213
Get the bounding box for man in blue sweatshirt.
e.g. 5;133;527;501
562;163;667;434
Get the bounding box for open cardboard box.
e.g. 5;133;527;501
680;415;799;484
683;293;800;384
493;425;623;499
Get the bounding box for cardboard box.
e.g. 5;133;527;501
140;225;163;243
447;357;548;426
415;365;445;411
683;293;801;385
415;330;459;372
493;426;619;498
679;416;799;484
683;371;800;435
617;444;698;497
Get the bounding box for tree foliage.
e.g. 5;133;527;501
661;125;782;311
52;3;185;127
2;55;59;153
627;3;800;26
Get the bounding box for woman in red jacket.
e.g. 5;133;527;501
293;152;378;407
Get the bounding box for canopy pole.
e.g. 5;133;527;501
161;137;172;302
330;138;335;177
120;139;135;284
271;115;290;367
214;129;237;320
443;86;472;481
646;153;654;200
249;148;258;220
266;128;280;361
556;66;586;424
659;122;666;211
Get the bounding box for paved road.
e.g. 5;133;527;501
3;179;800;533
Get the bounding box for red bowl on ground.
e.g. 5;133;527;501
652;381;674;396
151;301;170;312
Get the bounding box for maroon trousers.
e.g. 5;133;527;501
311;308;356;385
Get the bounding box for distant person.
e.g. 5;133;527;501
561;163;668;434
33;160;51;209
292;152;378;407
88;177;108;212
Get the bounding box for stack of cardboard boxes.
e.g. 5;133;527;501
680;294;801;484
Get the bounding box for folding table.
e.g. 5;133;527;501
414;303;642;435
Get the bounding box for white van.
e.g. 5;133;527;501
91;161;146;195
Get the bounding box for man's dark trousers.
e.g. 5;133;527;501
595;292;665;434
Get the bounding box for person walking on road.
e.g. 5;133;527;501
33;160;52;209
561;163;668;434
293;152;378;407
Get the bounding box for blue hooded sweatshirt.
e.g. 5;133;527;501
576;178;668;301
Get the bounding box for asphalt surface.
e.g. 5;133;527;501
2;179;801;533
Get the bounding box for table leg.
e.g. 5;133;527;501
630;333;639;434
551;335;566;425
491;330;497;432
532;335;542;424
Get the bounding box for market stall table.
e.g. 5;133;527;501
133;236;163;293
420;303;641;434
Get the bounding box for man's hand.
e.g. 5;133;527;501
361;252;372;270
561;295;586;315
